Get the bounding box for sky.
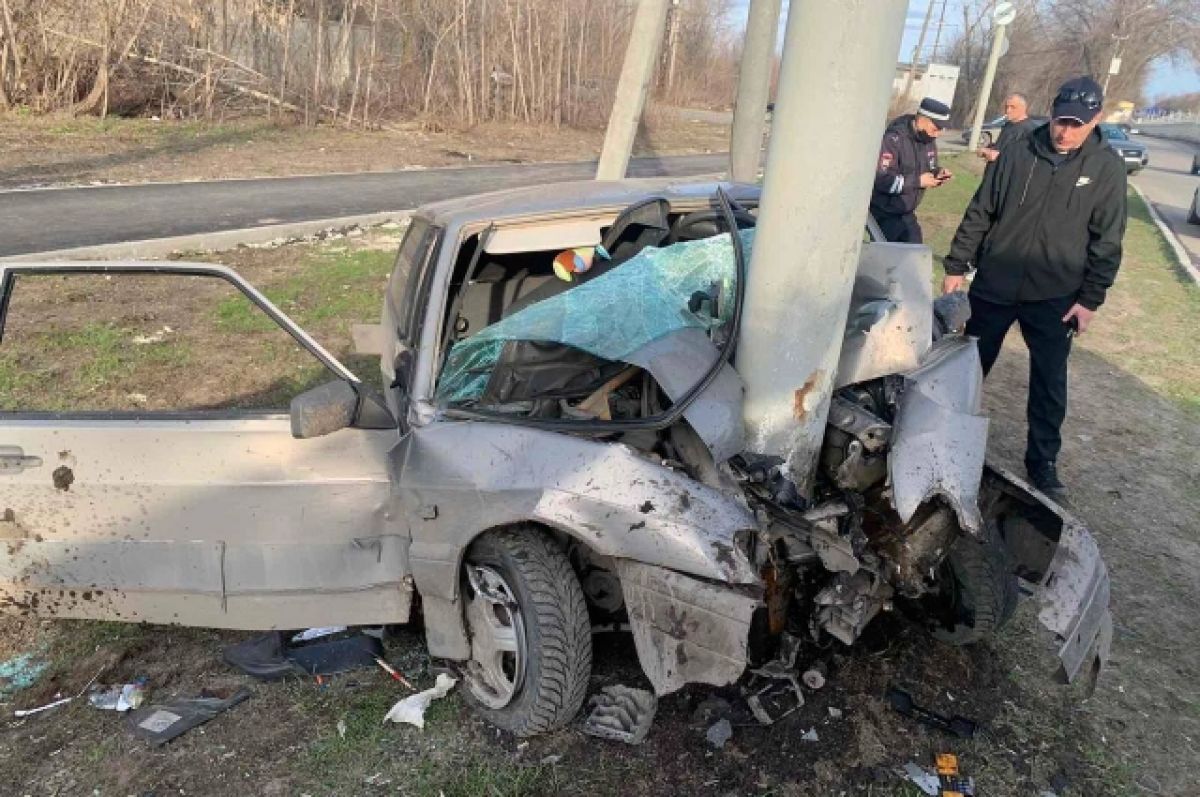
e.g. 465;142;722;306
724;0;1199;101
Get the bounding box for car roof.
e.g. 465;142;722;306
414;177;762;228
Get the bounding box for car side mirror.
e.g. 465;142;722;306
290;381;360;439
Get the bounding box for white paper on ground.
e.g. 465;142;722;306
382;673;458;729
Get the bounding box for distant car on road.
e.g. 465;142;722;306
959;115;1050;148
1099;124;1148;173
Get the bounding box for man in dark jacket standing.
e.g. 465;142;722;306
942;77;1127;499
870;97;954;243
980;92;1038;163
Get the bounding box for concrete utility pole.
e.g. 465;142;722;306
902;0;937;104
736;0;909;495
967;2;1016;152
729;0;783;182
596;0;671;180
665;0;682;94
930;0;950;62
1103;34;1130;96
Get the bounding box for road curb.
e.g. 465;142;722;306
0;210;410;262
1131;185;1200;287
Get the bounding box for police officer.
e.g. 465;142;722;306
870;97;954;243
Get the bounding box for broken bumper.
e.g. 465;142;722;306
615;559;759;696
988;463;1113;683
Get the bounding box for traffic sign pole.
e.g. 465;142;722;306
967;2;1016;152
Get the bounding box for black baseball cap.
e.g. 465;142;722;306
1052;76;1104;124
917;97;951;129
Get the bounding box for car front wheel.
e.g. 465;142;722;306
460;527;592;736
911;522;1019;646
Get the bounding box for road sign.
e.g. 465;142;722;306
993;1;1016;26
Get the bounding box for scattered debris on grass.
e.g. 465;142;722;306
223;629;384;681
886;685;978;739
128;687;252;746
903;762;941;795
0;653;48;695
382;673;457;730
581;685;657;745
705;718;733;750
12;665;105;718
87;678;147;712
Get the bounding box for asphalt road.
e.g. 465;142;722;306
0;153;726;257
1129;134;1200;269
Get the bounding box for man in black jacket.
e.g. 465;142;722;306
980;92;1039;163
870;97;954;243
942;77;1127;499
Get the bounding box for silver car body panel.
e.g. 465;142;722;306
986;462;1113;683
836;240;934;388
616;559;758;696
0;262;409;628
395;420;760;658
889;336;988;533
0;417;409;628
625;328;745;463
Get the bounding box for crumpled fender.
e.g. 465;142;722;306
889;336;988;533
985;462;1113;684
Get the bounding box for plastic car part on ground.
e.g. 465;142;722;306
437;228;755;403
382;672;458;729
885;686;978;738
127;687;251;746
222;629;384;680
581;685;658;744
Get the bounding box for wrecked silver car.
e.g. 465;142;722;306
0;179;1111;736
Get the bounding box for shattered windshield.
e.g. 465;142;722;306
437;228;755;404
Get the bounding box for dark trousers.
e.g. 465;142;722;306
875;212;923;244
965;293;1075;466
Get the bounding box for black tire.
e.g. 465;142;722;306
461;527;592;736
923;522;1019;646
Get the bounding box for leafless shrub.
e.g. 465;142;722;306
0;0;738;128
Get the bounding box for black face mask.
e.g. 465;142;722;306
912;119;935;144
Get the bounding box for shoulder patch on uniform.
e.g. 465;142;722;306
887;131;901;142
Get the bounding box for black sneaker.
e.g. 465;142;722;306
1027;461;1067;502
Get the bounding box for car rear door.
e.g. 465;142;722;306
0;263;411;628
